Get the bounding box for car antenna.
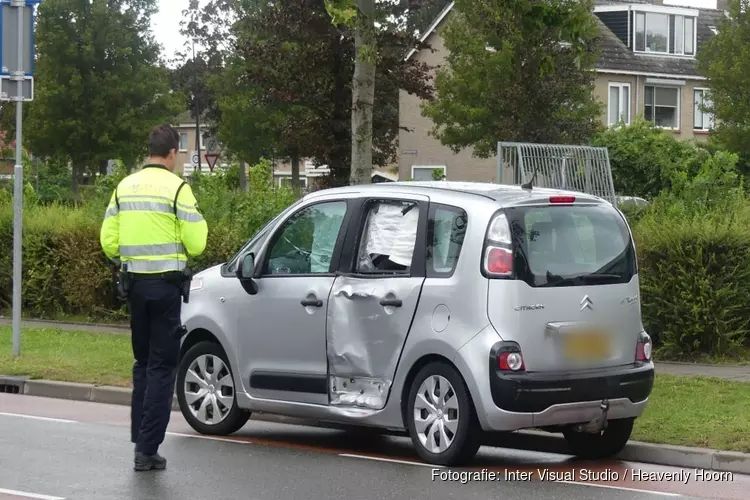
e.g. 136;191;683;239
521;168;537;190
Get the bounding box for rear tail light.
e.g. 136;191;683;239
484;212;513;277
498;351;525;371
636;332;652;362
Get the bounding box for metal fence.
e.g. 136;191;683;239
496;142;617;205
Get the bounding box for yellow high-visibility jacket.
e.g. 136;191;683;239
99;165;208;273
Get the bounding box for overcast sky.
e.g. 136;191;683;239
152;0;192;64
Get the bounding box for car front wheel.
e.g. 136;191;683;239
176;341;251;435
405;362;482;466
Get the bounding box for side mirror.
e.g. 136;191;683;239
236;253;258;295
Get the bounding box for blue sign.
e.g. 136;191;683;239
0;0;42;77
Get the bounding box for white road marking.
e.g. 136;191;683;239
557;480;682;497
0;412;77;424
0;487;65;500
165;431;252;445
339;453;442;468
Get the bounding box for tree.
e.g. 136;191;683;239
25;0;181;193
697;0;750;173
183;0;434;185
421;0;603;159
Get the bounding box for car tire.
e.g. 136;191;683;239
562;417;635;460
176;341;251;436
405;362;482;466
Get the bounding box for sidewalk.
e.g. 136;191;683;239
3;317;750;382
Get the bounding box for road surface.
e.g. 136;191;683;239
0;394;747;500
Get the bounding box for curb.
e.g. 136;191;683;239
4;378;750;475
0;317;129;334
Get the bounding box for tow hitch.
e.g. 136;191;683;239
574;399;609;434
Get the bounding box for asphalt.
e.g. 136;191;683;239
2;317;749;381
1;395;749;500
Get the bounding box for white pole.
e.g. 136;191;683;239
11;2;25;357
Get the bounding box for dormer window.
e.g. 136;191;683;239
634;11;696;56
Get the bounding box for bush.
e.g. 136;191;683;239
0;159;298;321
633;190;750;360
593;118;707;199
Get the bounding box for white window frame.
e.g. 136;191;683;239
607;82;631;127
693;87;714;131
644;85;681;130
411;165;447;181
199;131;207;151
178;132;188;152
278;176;308;188
632;10;697;57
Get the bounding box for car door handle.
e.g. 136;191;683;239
301;298;323;307
380;298;402;307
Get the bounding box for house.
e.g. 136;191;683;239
398;0;726;183
167;110;226;177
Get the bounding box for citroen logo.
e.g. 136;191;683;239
580;295;593;311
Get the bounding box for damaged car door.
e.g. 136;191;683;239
237;199;350;405
327;196;428;410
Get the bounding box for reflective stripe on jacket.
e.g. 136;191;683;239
99;165;208;273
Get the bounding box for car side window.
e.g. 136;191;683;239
264;201;347;275
427;204;467;278
355;199;419;275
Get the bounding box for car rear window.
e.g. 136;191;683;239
504;204;636;287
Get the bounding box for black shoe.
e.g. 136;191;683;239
134;451;167;471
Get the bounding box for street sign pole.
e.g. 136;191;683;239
11;0;23;357
2;0;39;357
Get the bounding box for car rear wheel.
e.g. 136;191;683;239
176;341;251;435
406;362;481;466
563;417;634;460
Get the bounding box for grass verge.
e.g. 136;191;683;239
0;327;132;387
2;327;749;452
632;374;750;452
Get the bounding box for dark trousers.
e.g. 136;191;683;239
128;277;182;455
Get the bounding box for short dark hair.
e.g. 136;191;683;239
148;124;180;158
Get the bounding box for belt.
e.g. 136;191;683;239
129;271;183;281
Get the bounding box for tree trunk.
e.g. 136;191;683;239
99;159;108;177
71;164;81;196
350;0;376;186
239;159;248;192
291;154;301;190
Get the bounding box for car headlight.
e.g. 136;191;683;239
190;278;204;292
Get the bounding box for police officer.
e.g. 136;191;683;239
99;124;208;471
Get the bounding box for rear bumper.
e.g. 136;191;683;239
489;342;654;414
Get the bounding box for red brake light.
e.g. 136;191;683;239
636;332;653;362
486;247;513;275
550;196;576;204
498;351;525;371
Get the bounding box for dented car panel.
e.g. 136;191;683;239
327;275;425;409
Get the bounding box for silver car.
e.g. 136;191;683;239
176;181;654;466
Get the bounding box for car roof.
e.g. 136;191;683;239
303;181;607;206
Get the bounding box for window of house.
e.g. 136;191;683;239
645;86;680;129
179;132;188;152
693;88;714;131
634;11;696;55
608;83;631;126
411;165;446;181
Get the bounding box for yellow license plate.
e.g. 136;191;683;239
564;331;611;360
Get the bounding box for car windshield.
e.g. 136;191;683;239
505;203;636;287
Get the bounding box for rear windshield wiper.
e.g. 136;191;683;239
580;273;622;283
